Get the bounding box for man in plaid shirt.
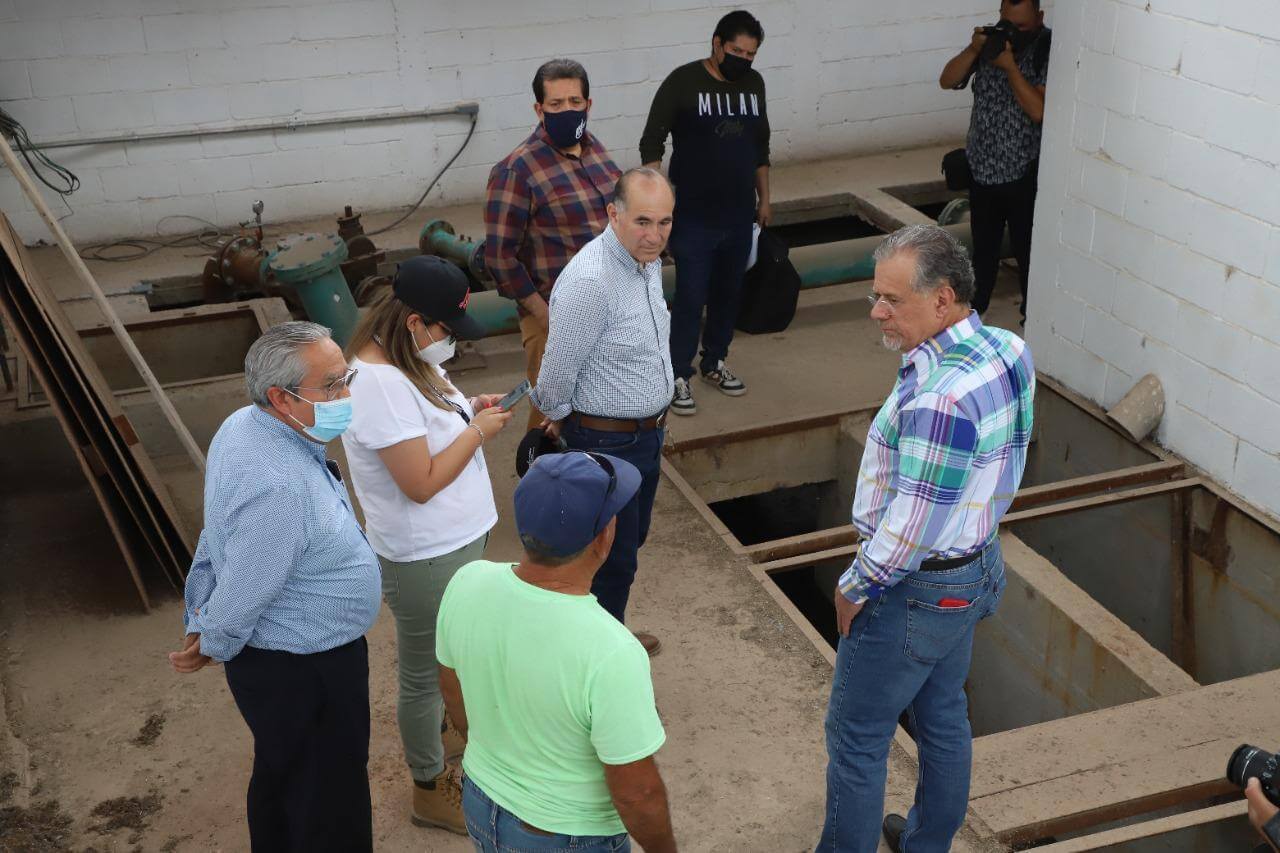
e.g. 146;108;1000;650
819;225;1034;853
485;59;621;430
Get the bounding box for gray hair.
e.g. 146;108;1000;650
872;224;976;304
613;167;674;210
244;320;332;406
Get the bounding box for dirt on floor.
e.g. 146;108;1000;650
0;173;1027;850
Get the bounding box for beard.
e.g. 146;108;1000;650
880;333;904;352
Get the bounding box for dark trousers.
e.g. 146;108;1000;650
224;638;373;853
969;169;1037;318
561;419;665;623
668;215;754;381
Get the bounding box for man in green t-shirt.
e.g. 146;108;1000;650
437;451;676;853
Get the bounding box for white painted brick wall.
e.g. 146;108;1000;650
1;0;1014;245
1028;0;1280;517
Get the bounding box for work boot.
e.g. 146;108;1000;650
441;716;465;762
411;767;466;835
882;813;906;853
671;378;696;415
633;631;662;657
700;361;746;396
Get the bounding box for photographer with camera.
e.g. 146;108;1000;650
1229;744;1280;851
940;0;1050;322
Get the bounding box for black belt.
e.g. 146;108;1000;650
918;538;996;572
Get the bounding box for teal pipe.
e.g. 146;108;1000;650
269;233;360;346
428;221;997;338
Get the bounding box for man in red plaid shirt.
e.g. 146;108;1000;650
485;59;622;430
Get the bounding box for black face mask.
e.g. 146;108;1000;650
542;108;587;150
718;52;753;82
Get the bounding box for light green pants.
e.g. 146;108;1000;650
379;531;488;783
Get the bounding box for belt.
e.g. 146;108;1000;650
918;538;996;572
568;409;668;433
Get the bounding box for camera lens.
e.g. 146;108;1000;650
1227;744;1273;788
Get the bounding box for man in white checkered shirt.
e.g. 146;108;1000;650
530;168;675;656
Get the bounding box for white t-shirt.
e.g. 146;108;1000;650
342;357;497;562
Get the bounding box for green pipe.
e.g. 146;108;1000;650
425;220;996;338
268;233;361;347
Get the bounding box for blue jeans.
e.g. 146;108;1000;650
817;540;1007;853
463;776;630;853
560;419;664;624
668;215;754;381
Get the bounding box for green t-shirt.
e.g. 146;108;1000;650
436;560;666;837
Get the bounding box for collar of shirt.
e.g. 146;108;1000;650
601;224;658;276
249;404;328;465
902;310;983;384
530;124;599;160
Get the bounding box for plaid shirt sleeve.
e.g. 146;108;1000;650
484;163;538;302
839;393;979;603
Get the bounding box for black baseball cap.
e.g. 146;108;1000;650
392;255;485;341
516;426;566;477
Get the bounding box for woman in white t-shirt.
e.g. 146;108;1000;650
341;256;513;834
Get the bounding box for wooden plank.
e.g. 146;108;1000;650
0;257;181;591
663;402;881;455
1030;801;1246;852
0;216;192;580
0;263;153;609
969;670;1280;843
1009;460;1185;511
759;543;859;574
745;525;860;563
1002;478;1203;525
0;133;206;472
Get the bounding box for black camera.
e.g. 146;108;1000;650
980;19;1018;63
1227;744;1280;807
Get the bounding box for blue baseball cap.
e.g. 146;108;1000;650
514;451;641;558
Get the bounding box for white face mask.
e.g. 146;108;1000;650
415;325;456;366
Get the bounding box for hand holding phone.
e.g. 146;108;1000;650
496;379;532;411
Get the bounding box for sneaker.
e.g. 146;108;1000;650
700;361;746;396
671;378;697;415
411;767;466;834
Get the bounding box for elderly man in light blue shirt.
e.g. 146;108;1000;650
531;167;675;655
168;320;380;853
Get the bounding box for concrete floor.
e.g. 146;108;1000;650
0;145;1026;851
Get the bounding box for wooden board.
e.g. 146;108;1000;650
0;261;153;608
1030;801;1247;852
969;669;1280;844
0;214;193;597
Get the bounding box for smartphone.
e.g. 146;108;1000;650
497;379;532;411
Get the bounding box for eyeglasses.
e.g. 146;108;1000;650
425;325;456;346
291;367;359;401
865;294;900;315
584;452;618;534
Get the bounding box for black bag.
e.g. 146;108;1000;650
942;147;972;191
735;227;801;335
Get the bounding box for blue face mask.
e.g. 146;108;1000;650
285;390;354;442
542;108;588;149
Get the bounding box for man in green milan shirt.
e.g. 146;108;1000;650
437;451;675;853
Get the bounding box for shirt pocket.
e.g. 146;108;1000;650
535;173;589;230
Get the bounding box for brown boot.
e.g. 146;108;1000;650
411;767;466;835
441;715;466;762
633;631;661;657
